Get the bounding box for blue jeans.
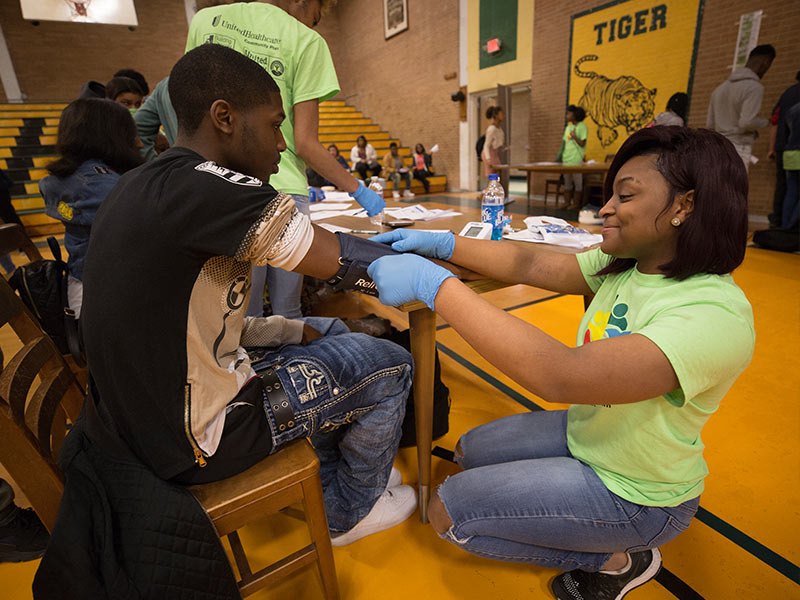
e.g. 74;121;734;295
783;169;799;229
246;194;310;319
437;410;699;572
249;317;412;532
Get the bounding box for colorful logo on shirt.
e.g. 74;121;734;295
57;201;73;221
195;161;262;187
584;296;631;343
270;59;285;78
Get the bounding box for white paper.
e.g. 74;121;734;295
320;191;354;202
309;203;351;211
512;216;603;249
317;223;352;233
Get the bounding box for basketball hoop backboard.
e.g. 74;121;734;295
20;0;138;26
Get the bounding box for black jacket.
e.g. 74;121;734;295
33;387;240;600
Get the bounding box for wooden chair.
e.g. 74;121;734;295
190;439;339;599
0;275;84;532
544;175;563;206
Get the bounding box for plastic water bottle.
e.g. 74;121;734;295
482;174;505;240
368;176;385;227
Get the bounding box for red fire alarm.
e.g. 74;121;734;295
486;38;502;54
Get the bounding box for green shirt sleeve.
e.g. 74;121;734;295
637;301;755;408
292;36;340;105
576;122;588;141
576;247;613;293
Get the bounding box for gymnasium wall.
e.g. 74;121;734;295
316;0;461;189
0;0;188;102
530;0;800;217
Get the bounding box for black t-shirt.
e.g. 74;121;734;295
82;147;289;480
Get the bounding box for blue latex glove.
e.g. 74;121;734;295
352;182;386;217
370;229;455;260
367;254;455;311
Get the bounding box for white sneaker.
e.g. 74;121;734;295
392;190;400;199
387;467;401;489
403;190;415;198
330;485;417;546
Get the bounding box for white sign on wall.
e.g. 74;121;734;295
733;10;762;70
20;0;138;26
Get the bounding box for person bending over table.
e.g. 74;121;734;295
368;126;754;600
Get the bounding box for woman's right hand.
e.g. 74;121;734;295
371;229;455;260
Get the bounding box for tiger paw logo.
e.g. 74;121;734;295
57;201;74;221
584;296;630;343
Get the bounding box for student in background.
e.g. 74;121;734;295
481;106;505;177
652;92;688;127
135;77;178;161
105;76;144;111
368;126;754;600
350;135;381;182
560;104;588;210
113;68;149;97
767;72;800;227
306;144;350;188
412;143;434;194
40;98;143;318
383;142;414;199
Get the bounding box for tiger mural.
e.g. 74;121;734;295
574;55;657;147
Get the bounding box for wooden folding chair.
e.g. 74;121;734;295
0;276;84;532
190;439;339;599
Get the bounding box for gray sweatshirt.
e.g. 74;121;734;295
706;67;768;146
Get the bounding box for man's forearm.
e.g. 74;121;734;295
300;143;361;193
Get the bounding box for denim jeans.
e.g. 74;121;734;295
246;193;310;319
437;410;699;572
783;169;799;229
248;317;413;532
389;171;412;192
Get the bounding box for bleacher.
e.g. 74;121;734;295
0;100;447;238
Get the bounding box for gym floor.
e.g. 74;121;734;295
1;192;798;599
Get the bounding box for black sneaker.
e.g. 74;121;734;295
0;507;50;563
551;547;662;600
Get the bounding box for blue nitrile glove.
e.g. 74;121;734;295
370;229;455;260
367;254;455;311
352;181;386;217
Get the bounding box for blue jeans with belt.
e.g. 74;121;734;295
250;317;413;533
246;193;309;319
436;410;699;572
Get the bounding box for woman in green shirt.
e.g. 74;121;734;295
368;127;754;600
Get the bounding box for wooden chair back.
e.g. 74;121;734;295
190;439;339;599
0;276;84;532
0;222;43;263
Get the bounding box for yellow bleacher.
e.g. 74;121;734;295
0;99;447;238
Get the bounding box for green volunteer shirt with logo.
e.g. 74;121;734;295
186;3;340;196
561;122;588;165
568;248;754;507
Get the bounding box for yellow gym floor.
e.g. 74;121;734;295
1;227;798;599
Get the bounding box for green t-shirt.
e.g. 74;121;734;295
186;4;340;195
569;248;754;507
561;122;588;165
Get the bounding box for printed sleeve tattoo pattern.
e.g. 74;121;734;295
235;191;314;269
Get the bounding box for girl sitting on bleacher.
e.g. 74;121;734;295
40;98;142;318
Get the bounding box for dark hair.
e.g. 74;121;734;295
485;106;503;120
47;98;143;178
665;92;688;123
169;44;280;136
748;44;776;61
327;143;340;155
113;68;149;96
356;135;367;145
415;143;425;153
567;104;586;122
105;76;143;102
598;126;748;280
389;142;398;148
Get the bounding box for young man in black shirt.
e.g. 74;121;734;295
81;44;417;545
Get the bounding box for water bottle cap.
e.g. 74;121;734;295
488;174;499;180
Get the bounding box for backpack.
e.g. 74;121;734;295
378;327;450;447
8;237;84;363
476;134;485;162
752;228;799;253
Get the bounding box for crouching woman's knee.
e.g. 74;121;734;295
429;490;453;536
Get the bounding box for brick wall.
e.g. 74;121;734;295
530;0;800;216
0;0;188;102
316;0;461;188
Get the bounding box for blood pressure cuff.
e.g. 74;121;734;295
326;232;401;296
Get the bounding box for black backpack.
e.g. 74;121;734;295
476;134;486;162
752;228;799;253
8;237;83;363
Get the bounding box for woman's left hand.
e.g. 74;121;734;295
367;254;455;310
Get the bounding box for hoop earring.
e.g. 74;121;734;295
671;217;681;227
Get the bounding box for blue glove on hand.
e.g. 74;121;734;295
370;229;455;260
352;182;386;217
367;254;455;311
